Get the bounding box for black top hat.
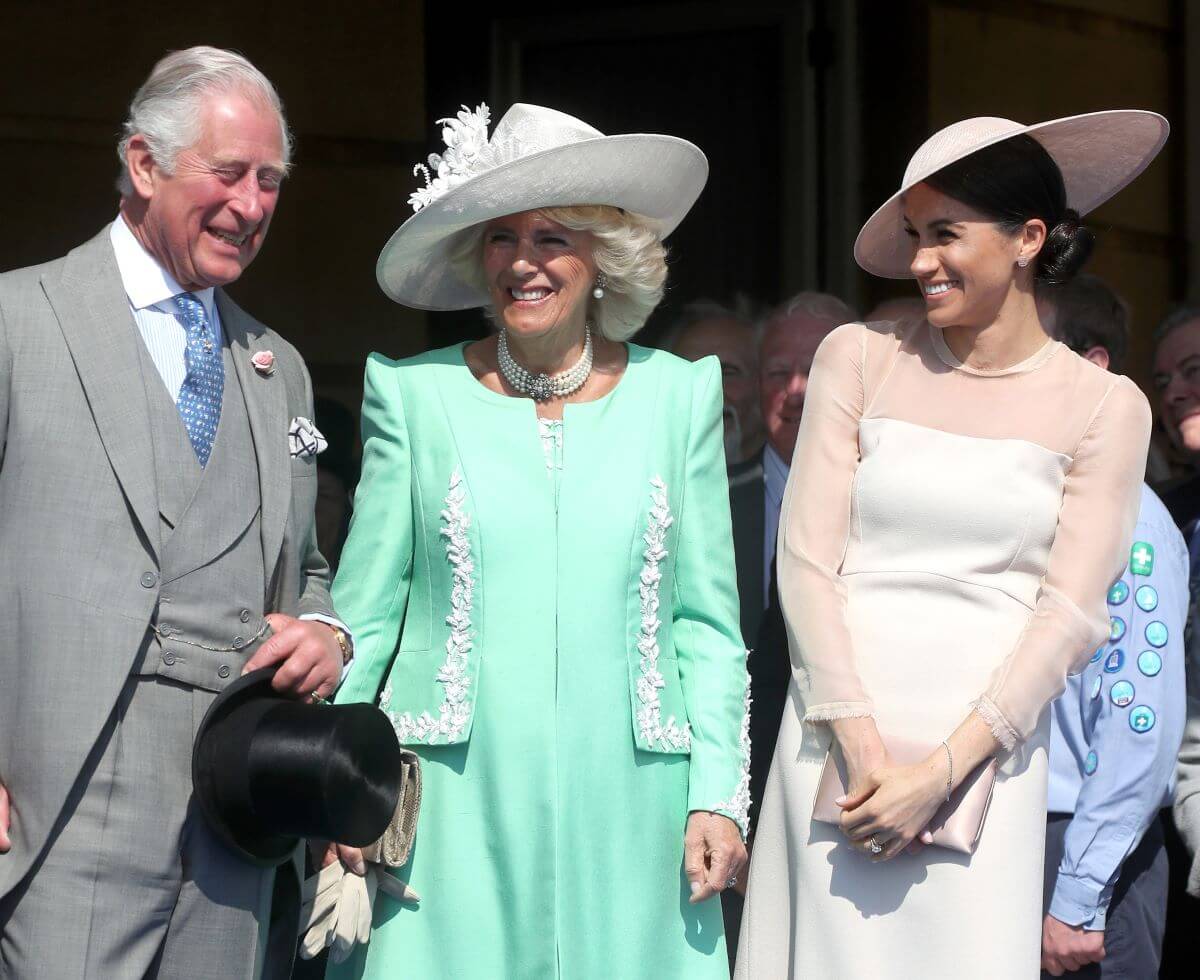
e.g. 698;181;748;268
192;668;403;867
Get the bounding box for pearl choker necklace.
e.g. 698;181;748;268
497;325;594;402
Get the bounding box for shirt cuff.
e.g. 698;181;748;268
299;614;355;681
1048;874;1109;931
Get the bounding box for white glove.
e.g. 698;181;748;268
298;861;344;959
330;867;377;964
299;861;419;963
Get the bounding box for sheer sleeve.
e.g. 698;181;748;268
776;322;874;721
973;377;1151;748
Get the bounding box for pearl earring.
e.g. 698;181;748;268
1017;256;1030;268
592;273;608;300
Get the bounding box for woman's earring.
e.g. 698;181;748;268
592;273;608;300
1017;256;1030;268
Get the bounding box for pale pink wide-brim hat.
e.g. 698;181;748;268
854;110;1169;279
376;102;709;310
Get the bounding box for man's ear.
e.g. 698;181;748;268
125;134;157;200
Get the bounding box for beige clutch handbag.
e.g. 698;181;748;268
812;736;998;855
360;747;422;868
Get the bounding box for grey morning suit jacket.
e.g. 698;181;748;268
0;227;336;902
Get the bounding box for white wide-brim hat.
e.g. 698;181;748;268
376;102;709;310
854;110;1169;279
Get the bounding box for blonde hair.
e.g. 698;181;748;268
447;205;668;341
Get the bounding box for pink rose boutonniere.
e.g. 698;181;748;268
252;350;276;376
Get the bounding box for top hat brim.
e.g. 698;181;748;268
192;668;299;868
375;133;708;310
854;110;1169;279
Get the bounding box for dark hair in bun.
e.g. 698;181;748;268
924;134;1094;285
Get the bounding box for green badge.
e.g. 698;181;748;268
1130;542;1155;576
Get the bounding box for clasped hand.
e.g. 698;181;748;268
838;754;943;861
241;613;343;700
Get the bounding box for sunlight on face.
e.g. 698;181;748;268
481;211;595;340
759;315;838;461
902;183;1024;331
140;92;285;290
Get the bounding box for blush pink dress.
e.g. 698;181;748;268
735;319;1150;979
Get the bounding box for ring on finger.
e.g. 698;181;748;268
724;875;738;889
867;836;884;854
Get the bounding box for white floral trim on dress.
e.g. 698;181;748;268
381;470;475;744
712;662;752;838
635;477;692;752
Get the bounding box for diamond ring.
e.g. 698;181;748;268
868;836;883;854
724;875;738;889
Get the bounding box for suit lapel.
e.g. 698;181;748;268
43;229;161;561
219;291;289;583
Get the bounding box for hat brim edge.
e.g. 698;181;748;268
375;133;709;310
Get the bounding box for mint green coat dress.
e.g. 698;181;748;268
328;342;749;979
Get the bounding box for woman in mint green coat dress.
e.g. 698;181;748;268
324;102;750;979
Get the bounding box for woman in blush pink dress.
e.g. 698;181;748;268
736;111;1168;979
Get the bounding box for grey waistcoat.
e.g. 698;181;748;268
132;336;269;691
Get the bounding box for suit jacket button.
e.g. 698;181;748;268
232;636;246;650
162;652;176;666
141;571;158;588
217;665;231;679
240;609;251;623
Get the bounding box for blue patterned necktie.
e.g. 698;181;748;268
173;293;224;466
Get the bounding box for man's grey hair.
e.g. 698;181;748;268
763;290;858;332
1153;305;1200;348
116;46;292;197
662;297;758;352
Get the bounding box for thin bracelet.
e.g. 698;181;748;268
940;740;953;801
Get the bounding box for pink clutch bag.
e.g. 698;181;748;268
811;735;998;855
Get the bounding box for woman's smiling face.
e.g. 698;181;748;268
902;182;1031;330
482;210;596;339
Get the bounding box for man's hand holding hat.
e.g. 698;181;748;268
242;613;345;700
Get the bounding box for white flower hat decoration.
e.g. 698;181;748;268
376;102;708;310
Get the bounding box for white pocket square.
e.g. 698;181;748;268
289;417;328;458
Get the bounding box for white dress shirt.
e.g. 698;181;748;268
109;217;221;402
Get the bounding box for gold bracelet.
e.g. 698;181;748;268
327;624;352;665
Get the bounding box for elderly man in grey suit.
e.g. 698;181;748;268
0;47;350;977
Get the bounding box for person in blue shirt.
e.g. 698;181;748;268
1040;274;1189;977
